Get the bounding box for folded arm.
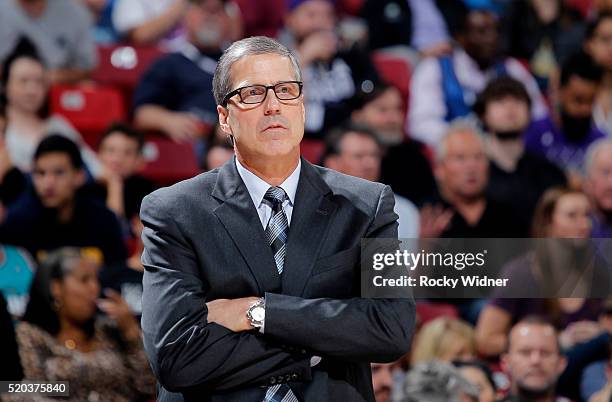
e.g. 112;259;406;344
140;193;311;393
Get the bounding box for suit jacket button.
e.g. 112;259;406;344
269;377;276;385
301;349;307;354
277;376;284;383
291;374;299;380
285;374;292;382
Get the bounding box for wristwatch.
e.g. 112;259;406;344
246;297;265;329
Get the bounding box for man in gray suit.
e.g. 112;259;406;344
140;36;415;402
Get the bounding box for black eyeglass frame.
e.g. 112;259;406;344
222;81;303;106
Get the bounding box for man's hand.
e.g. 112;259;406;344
98;289;141;342
298;31;338;66
206;297;261;332
419;204;453;238
162;112;206;143
560;320;603;348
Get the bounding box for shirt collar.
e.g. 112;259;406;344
235;157;301;208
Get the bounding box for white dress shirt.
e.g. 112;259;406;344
235;157;321;366
235;157;300;228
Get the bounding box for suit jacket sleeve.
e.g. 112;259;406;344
140;192;312;393
263;185;416;363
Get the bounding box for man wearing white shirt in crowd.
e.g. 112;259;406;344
408;8;548;148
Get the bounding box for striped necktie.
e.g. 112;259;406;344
262;187;299;402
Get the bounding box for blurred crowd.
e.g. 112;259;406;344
0;0;612;401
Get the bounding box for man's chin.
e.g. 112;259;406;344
374;389;391;402
517;380;555;399
40;199;61;209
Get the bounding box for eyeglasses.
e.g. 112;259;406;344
222;81;303;106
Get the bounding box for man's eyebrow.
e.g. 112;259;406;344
233;80;296;89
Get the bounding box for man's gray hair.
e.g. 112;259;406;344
584;138;612;176
212;36;302;106
399;361;479;402
435;118;486;163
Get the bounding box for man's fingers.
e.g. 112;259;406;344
103;288;122;301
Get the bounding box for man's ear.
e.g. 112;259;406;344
324;155;339;170
500;352;510;373
76;168;86;188
50;279;62;301
433;162;444;182
556;355;568;376
217;105;233;136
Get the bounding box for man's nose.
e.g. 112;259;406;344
263;88;281;115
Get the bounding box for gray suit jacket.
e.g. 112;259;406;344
140;157;415;402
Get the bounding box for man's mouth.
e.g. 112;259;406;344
263;123;287;131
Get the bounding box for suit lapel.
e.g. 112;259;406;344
212;159;281;294
282;159;337;296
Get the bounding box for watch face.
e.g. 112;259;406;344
251;306;265;322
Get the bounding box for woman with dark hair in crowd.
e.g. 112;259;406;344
1;37;102;177
453;360;497;402
476;187;606;358
9;248;155;402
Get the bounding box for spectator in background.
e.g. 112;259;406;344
476;187;605;358
499;317;568;402
524;51;606;179
360;0;467;56
113;0;241;49
234;0;285;38
502;0;586;91
79;0;119;44
409;8;547;148
474;77;566;229
584;139;612;237
350;82;437;205
133;0;242;143
371;362;394;402
85;123;153;316
0;135;126;265
400;360;480;402
0;293;23;381
0;0;97;84
585;12;612;135
429;120;526;238
8;248;155;402
85;123;154;231
410;317;477;366
453;360;497;402
322;125;420;238
112;0;188;48
1;38;103;178
280;0;380;138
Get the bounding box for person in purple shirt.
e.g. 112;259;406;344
524;52;606;176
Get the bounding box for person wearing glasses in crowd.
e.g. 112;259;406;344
139;36;415;402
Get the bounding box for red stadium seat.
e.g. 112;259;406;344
139;134;201;185
49;84;126;145
92;45;165;90
416;302;459;327
300;139;325;164
372;51;412;109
